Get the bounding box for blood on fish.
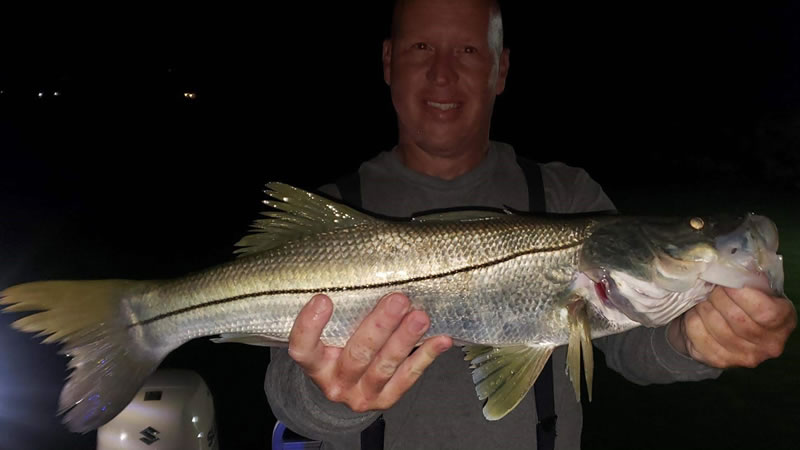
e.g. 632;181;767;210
594;281;610;306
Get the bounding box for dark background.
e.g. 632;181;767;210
1;2;799;449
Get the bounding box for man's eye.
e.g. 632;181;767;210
414;43;429;50
464;46;477;54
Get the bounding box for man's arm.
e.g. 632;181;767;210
264;293;451;440
596;287;795;385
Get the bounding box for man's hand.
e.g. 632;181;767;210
668;286;797;368
288;292;453;413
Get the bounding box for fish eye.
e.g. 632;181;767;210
689;217;705;230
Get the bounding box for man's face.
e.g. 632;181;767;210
383;0;509;156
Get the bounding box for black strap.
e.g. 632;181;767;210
336;171;363;209
517;156;557;450
359;415;385;450
341;157;554;450
516;155;546;213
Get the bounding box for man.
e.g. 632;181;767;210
265;1;797;448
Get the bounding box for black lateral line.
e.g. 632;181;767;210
130;241;580;328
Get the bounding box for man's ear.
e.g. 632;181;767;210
382;39;393;86
495;48;510;95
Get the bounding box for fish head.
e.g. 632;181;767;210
579;214;784;327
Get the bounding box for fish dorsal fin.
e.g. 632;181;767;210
235;182;376;256
412;209;510;223
567;297;594;402
463;343;555;420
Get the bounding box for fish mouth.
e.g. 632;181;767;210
697;214;784;295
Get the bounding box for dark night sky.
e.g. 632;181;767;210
1;2;799;449
2;2;799;188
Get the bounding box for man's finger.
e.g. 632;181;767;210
694;298;759;357
706;289;763;344
722;287;793;329
378;335;452;407
683;307;738;368
362;310;431;393
335;293;411;385
288;294;334;375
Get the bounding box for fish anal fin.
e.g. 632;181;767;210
463;344;554;421
567;297;594;402
210;333;288;347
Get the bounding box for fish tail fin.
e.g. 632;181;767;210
1;279;166;433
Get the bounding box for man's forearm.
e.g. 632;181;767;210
265;348;380;440
595;326;722;385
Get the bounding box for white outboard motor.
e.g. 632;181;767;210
97;369;218;450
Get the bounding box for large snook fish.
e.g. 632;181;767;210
1;183;786;433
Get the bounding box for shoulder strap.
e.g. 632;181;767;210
335;170;363;209
517;155;557;450
516;155;545;213
360;415;385;450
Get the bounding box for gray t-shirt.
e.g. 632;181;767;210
265;142;721;449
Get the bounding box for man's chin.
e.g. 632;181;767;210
412;134;479;157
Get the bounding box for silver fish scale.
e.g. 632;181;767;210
134;216;600;349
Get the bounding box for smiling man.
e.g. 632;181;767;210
385;0;508;180
264;1;797;449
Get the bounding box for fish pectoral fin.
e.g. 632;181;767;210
567;298;594;402
234;182;377;257
210;333;288;347
463;344;555;421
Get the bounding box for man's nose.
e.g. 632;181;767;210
426;51;458;85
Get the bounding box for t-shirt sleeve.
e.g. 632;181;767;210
540;162;616;214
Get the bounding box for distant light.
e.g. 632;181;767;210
120;432;127;441
184;92;197;100
191;415;199;423
53;91;60;97
37;92;44;98
197;432;203;439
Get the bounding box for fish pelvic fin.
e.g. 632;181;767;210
235;182;377;257
1;279;166;433
567;298;594;402
463;344;555;421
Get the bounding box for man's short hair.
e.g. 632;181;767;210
388;0;505;59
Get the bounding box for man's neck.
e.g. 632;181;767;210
396;141;490;180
